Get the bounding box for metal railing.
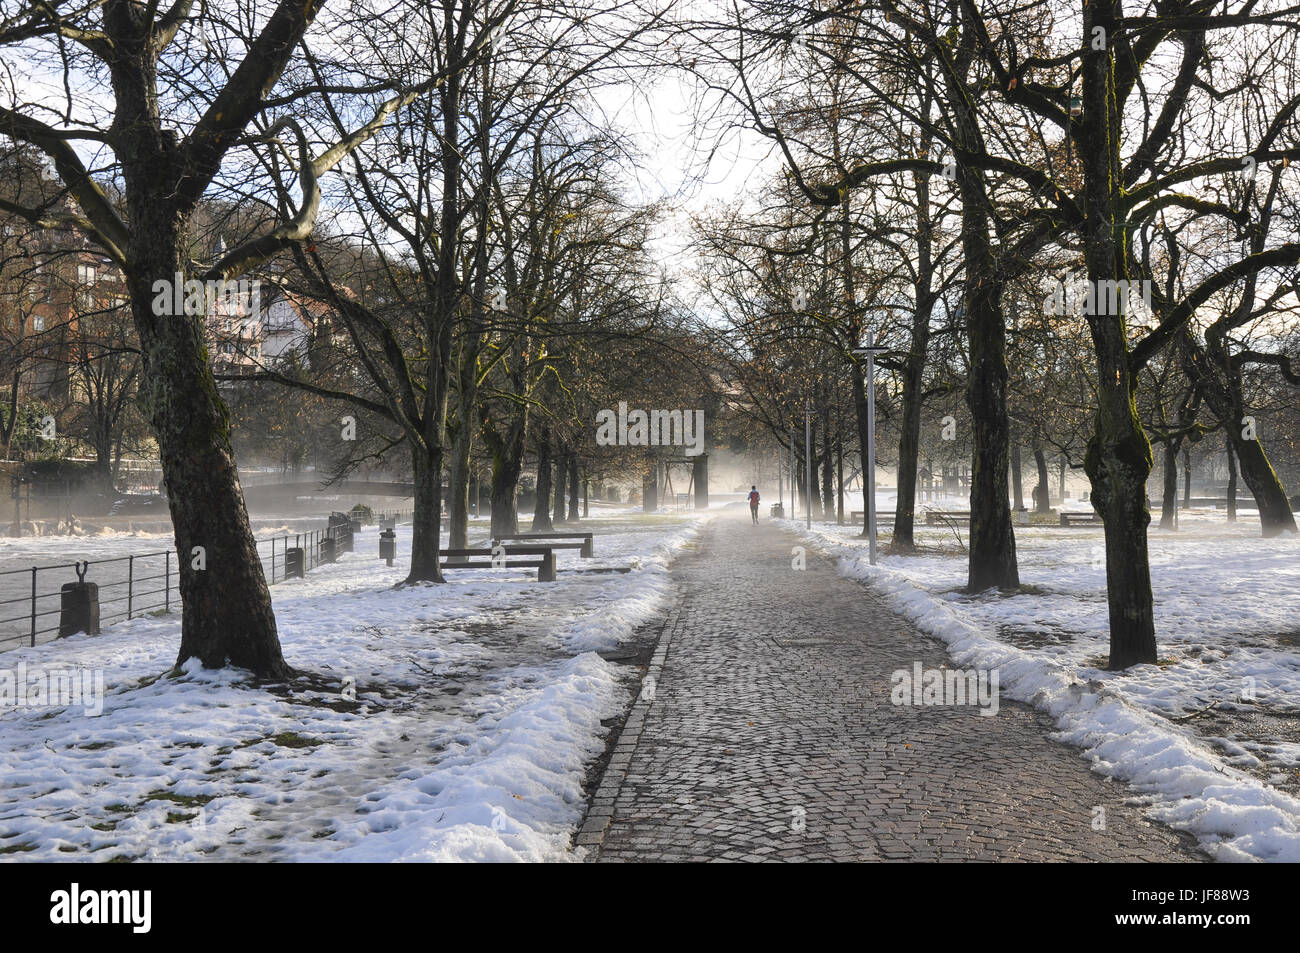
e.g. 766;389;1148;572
0;516;398;653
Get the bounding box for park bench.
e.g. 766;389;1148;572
492;531;593;558
850;510;895;521
925;510;971;525
439;545;557;582
1059;512;1102;526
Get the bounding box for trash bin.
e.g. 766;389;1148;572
379;529;396;566
320;537;336;564
285;547;305;579
59;565;100;637
770;503;784;519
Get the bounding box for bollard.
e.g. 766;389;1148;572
379;528;396;566
59;562;100;637
285;547;305;579
320;536;337;564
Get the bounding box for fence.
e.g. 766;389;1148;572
0;515;404;653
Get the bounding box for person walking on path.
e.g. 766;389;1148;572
747;485;760;524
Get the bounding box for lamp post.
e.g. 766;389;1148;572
853;331;889;565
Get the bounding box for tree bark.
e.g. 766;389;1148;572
407;447;444;583
1033;448;1051;514
532;427;553;532
1010;441;1024;511
553;443;567;524
836;435;844;524
1225;436;1237;522
820;404;834;519
1230;428;1296;533
447;413;472;550
1080;0;1157;667
1183;335;1297;534
1159;438;1180;530
567;451;580;521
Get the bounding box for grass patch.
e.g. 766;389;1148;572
142;790;215;808
89;821;119;832
165;812;199;824
78;741;114;751
0;842;37;854
240;731;325;750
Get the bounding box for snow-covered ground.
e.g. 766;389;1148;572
0;513;704;862
788;500;1300;862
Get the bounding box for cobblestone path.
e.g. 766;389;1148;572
589;511;1206;862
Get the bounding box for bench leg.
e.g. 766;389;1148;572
539;553;556;582
581;539;593;558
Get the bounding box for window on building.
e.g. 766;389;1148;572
77;264;96;284
32;315;45;332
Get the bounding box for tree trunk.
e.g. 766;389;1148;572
1080;0;1157;668
407;446;445;583
836;435;844;524
808;420;821;519
553;443;567;524
491;460;520;538
1230;427;1297;534
850;364;870;535
1159;439;1180;530
1010;441;1024;511
1182;446;1192;510
122;206;287;676
1184;336;1297;534
1225;437;1237;522
447;412;472;550
532;427;553;532
642;463;657;512
1033;449;1051;514
820;430;834;521
567;451;580;521
965;277;1019;592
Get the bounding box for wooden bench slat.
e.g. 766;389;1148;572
492;533;593;557
440;546;556;581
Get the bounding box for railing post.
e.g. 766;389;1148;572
127;554;134;619
30;566;37;647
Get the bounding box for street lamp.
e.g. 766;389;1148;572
853;330;889;565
